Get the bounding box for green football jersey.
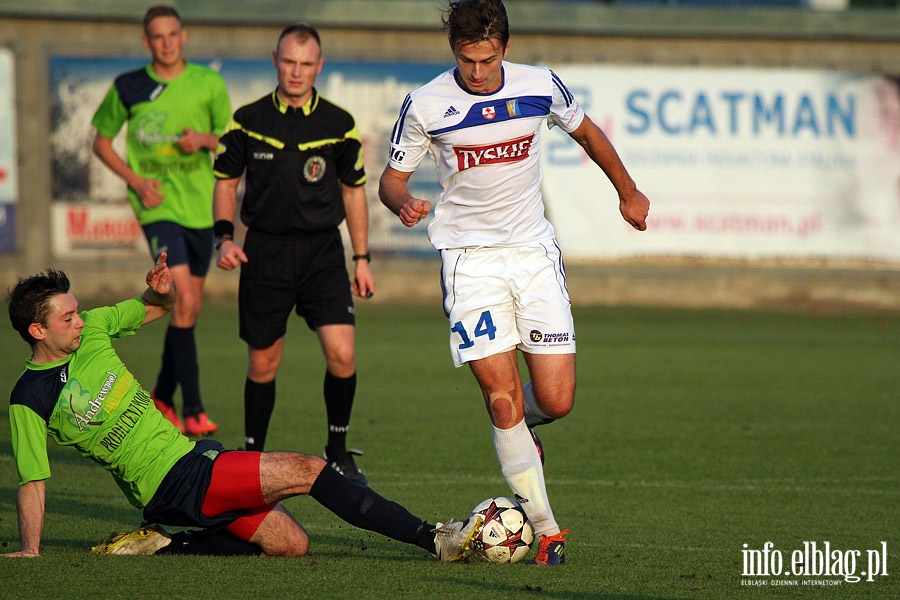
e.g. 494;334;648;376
8;298;195;508
91;61;232;228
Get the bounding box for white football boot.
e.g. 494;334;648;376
433;515;484;562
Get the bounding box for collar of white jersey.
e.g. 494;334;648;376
452;65;506;96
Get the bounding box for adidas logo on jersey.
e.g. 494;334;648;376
443;106;460;118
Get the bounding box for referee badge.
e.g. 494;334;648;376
303;155;327;183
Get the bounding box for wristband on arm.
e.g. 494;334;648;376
214;220;234;250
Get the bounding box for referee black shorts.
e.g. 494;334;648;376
238;228;355;349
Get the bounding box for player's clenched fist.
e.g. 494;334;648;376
399;198;431;227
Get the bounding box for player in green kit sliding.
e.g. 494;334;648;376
4;254;483;559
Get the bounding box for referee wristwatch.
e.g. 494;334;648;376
352;253;371;262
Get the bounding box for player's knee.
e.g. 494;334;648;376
172;296;201;326
261;533;310;557
251;503;312;557
483;383;520;427
487;397;518;428
248;355;282;381
541;394;574;420
324;349;355;377
248;365;279;382
285;452;327;479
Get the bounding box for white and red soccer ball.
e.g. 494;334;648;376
470;496;535;563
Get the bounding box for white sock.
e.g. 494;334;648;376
523;380;554;428
492;419;559;536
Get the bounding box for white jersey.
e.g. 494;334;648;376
388;61;585;249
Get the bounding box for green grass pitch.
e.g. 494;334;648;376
1;300;897;598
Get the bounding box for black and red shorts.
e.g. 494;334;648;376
143;439;274;540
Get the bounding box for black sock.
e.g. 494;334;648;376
167;326;203;417
324;371;356;455
245;378;276;451
154;326;178;406
416;521;438;555
309;464;434;553
157;529;262;556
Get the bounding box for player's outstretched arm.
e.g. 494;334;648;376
2;480;46;557
378;167;431;227
569;115;649;231
141;252;176;325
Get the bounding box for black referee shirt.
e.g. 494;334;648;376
214;89;366;235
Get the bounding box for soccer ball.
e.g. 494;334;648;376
470;496;535;563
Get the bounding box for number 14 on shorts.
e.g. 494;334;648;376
451;310;497;349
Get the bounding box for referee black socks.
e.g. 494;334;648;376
244;378;276;451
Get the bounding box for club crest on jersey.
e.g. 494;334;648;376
482;106;496;120
303;156;327;183
453;133;534;171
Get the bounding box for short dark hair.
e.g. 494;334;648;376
276;22;322;56
143;5;182;35
442;0;509;49
7;269;71;346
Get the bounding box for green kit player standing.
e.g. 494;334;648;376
91;5;232;436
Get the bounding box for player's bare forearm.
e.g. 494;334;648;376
342;184;376;298
378;168;409;216
378;167;430;227
92;134;141;190
93;134;163;208
571;116;635;193
213;178;240;223
342;184;370;257
5;480;46;557
571;116;649;231
212;178;248;270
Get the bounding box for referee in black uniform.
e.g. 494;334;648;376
213;22;375;485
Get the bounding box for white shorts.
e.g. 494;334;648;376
440;241;576;368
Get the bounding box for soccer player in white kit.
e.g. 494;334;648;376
379;0;650;566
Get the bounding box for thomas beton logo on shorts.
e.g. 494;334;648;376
741;541;889;586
